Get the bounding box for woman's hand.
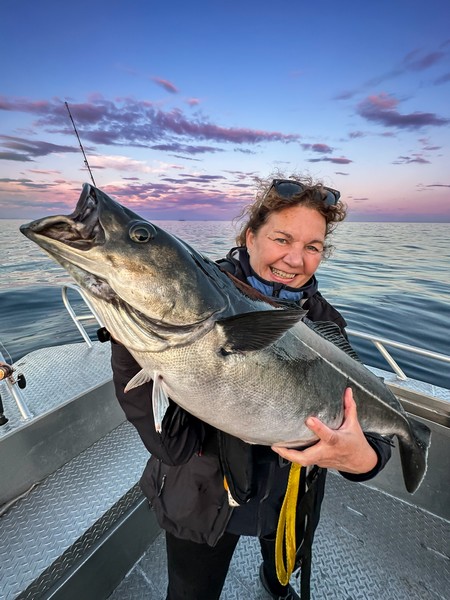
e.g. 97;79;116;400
272;388;378;474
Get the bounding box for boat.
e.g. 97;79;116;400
1;283;449;600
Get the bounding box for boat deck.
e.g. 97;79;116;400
110;472;450;600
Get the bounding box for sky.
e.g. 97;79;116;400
1;0;449;221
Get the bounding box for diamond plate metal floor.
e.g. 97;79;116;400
109;473;450;600
0;421;149;600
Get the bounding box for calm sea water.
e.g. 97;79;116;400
0;219;449;389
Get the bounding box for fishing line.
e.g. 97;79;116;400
65;101;97;187
0;337;13;365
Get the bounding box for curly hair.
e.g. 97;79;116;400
235;173;347;255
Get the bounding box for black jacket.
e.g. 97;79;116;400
111;248;391;546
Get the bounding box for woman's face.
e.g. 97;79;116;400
245;204;326;288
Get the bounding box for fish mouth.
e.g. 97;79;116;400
21;183;105;250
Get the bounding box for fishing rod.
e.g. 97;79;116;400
64;101;97;187
0;339;27;426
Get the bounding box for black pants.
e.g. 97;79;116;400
165;530;289;600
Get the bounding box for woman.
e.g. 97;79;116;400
111;176;391;600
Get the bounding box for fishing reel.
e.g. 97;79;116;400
0;362;27;426
0;362;26;389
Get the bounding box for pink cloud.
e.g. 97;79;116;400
152;78;179;93
357;93;449;129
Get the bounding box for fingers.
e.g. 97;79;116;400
305;416;338;445
343;387;357;423
271;444;318;467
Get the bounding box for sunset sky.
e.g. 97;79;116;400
1;0;449;221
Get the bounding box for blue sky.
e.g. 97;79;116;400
1;0;449;221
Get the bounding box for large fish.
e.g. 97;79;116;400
20;184;431;493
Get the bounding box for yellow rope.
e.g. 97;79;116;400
275;462;302;585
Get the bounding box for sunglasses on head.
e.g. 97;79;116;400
269;179;341;206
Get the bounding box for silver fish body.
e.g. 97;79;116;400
20;184;431;493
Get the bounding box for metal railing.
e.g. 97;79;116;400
61;283;105;347
346;328;450;381
0;284;105;422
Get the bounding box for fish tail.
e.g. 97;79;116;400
398;417;431;493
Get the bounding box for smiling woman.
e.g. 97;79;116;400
233;174;348;299
236;175;347;251
245;205;326;288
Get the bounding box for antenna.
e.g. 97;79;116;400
64;101;96;187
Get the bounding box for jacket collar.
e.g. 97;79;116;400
228;247;319;302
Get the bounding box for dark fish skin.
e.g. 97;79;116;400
20;184;431;493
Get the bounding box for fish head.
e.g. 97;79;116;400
20;184;230;348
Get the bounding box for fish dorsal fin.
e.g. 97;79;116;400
303;318;362;362
218;308;306;353
124;368;153;392
152;372;171;433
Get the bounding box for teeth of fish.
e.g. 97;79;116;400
271;267;295;279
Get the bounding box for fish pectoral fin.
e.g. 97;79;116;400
218;308;305;353
152;372;170;433
124;369;153;392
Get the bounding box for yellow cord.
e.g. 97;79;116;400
275;462;302;585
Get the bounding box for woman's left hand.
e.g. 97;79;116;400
272;387;378;474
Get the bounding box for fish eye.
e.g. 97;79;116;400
129;222;156;243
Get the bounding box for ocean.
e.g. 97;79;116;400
0;219;449;389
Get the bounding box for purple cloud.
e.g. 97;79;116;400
170;154;202;162
301;143;333;153
393;155;431;164
434;72;450;85
334;90;355;100
0;96;299;149
234;148;257;155
357;93;449;129
308;156;353;165
0;134;78;161
0;151;32;161
152;78;179;93
348;131;365;139
162;174;226;185
335;45;450;99
151;143;223;154
403;49;446;71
